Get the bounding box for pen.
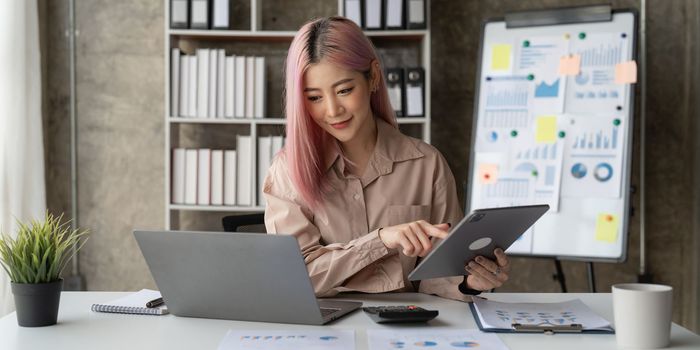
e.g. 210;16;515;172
146;297;164;308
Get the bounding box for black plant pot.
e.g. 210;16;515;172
11;279;63;327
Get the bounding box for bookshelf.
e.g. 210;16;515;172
164;0;431;230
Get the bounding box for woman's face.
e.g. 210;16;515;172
303;59;377;144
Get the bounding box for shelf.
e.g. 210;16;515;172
169;29;428;40
170;204;264;212
168;117;427;125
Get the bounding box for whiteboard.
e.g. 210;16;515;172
466;10;637;262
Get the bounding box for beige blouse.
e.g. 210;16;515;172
263;119;471;302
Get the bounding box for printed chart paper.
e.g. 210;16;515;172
367;329;509;350
217;330;355;350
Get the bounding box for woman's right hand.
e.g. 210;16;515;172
378;221;450;257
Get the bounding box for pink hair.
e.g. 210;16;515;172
284;17;397;208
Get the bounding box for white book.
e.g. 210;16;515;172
236;135;253;206
257;136;272;206
188;55;198;117
208;49;217;118
224;56;235;118
170;49;180;118
184;149;198;204
234;56;246;118
245;56;255;118
254;56;266;118
171;148;186;204
223;150;237;205
197;48;210;118
197;149;211;205
210;150;224;205
179;55;189;118
272;135;284;159
217;49;226;118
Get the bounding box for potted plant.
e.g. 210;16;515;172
0;212;88;327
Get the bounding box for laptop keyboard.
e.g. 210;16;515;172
320;307;341;317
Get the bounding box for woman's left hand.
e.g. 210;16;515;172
464;248;510;291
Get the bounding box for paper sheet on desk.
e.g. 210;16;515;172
217;329;355;350
368;329;509;350
472;298;611;330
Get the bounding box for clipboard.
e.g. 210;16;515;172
468;301;615;335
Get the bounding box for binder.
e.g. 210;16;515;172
406;0;426;29
170;49;180;118
254;56;266;118
184;149;198;204
170;0;189;29
208;49;217;118
344;0;363;28
404;67;425;117
179;55;189;117
171;148;186;204
212;0;231;29
364;0;383;30
216;49;226;118
190;0;210;29
385;68;404;117
210;150;224;205
245;56;255;118
197;49;210;118
385;0;405;30
257;136;272;206
234;56;246;118
223;150;237;205
197;148;211;205
236;135;253;206
224;55;235;118
187;54;198;117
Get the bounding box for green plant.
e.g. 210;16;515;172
0;212;88;284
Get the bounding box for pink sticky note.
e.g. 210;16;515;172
558;54;581;76
615;60;637;84
478;164;499;185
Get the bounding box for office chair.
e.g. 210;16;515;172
222;213;266;233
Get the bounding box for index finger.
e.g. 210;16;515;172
416;220;449;240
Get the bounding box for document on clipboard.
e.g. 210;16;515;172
470;298;614;334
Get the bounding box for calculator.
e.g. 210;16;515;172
362;305;439;323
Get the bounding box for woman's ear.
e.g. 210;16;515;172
369;59;381;92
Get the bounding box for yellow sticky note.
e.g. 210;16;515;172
491;44;512;71
478;163;499;185
535;116;557;144
595;213;618;243
558;54;581;76
615;60;637;84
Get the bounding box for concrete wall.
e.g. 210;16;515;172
42;0;699;331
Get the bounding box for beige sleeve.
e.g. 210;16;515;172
263;156;390;297
417;153;473;302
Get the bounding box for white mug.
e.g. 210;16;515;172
612;283;673;348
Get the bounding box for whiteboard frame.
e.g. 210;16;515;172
465;9;638;263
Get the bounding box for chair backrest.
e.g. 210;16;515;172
222;213;266;233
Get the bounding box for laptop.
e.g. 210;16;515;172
133;230;362;325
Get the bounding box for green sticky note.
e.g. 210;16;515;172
595;214;618;243
491;44;512;71
535;116;557;144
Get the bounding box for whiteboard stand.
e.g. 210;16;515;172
466;4;638;293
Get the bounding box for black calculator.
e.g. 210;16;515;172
362;305;439;323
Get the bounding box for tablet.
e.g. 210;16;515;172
408;204;549;281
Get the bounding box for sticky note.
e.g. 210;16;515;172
535;116;557;144
478;163;499;185
615;60;637;84
491;44;512;71
558;54;581;76
595;213;618;243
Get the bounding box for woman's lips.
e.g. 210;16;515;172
330;116;352;130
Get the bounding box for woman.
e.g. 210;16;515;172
263;17;510;301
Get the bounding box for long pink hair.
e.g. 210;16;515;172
284;17;397;208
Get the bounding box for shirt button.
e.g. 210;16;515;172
353;193;361;200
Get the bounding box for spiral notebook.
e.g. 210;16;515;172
91;289;169;315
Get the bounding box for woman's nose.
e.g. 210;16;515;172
325;96;344;118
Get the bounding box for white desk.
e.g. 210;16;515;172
1;292;698;349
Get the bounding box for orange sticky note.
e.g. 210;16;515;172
595;213;618;243
615;60;637;84
558;54;581;76
478;163;499;185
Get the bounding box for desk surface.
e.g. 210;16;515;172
1;292;698;349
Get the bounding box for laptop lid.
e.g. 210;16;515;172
133;230;359;325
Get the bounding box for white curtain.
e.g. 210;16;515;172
0;0;46;316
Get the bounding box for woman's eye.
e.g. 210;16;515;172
307;95;321;102
338;87;354;95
